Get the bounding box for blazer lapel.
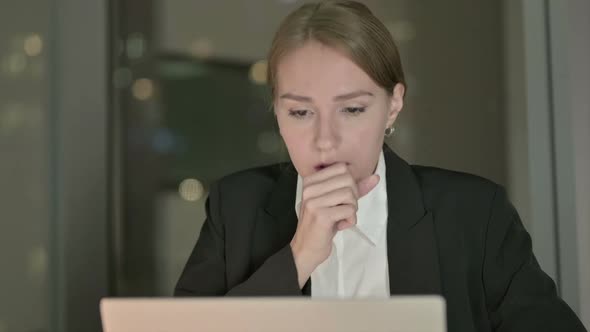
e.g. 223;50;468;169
252;162;314;296
383;144;442;295
250;163;299;276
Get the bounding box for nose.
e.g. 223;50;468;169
314;114;340;152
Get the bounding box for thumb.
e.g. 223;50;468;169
357;174;380;198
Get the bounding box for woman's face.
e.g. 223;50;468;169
274;41;404;181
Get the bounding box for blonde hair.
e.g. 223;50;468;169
267;0;406;99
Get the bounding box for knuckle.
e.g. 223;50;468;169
346;187;355;199
301;187;313;201
302;176;315;189
301;199;314;211
347;205;357;215
348;177;357;189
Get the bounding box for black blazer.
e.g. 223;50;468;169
175;144;586;332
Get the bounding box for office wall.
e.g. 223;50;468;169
504;0;590;322
549;0;590;325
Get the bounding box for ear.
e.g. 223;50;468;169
385;83;405;128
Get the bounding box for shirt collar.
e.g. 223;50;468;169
295;151;388;245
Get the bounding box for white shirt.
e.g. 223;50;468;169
294;151;390;298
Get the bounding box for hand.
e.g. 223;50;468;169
289;163;380;288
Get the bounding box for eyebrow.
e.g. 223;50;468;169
279;90;374;102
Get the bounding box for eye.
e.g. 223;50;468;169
288;109;310;118
342;107;366;115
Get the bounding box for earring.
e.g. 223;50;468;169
384;126;395;137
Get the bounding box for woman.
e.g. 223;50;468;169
175;1;586;331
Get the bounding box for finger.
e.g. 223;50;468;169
304;187;357;212
357;174;380;198
317;205;357;226
303;162;349;187
302;173;358;201
336;219;355;230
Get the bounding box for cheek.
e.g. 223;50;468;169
278;118;306;148
345;116;385;146
343;118;385;179
276;119;314;173
286;143;314;177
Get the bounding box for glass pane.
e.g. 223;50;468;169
0;1;53;331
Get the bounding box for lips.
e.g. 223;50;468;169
314;162;348;171
314;163;333;171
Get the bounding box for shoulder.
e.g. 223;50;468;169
216;162;286;189
209;162;289;207
410;165;505;216
411;165;500;195
410;166;520;258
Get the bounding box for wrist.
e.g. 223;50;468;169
289;241;315;288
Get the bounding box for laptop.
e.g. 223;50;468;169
100;296;446;332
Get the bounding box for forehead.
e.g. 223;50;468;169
275;41;378;97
